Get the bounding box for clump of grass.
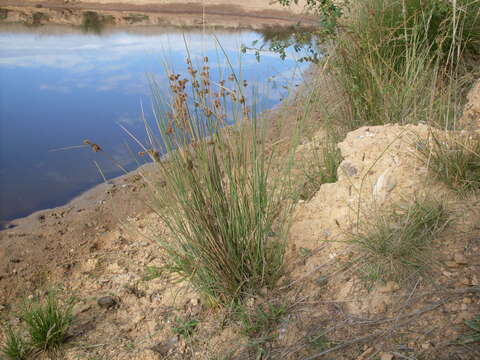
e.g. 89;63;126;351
135;54;296;306
142;266;163;281
299;133;342;201
20;293;74;350
417;132;480;193
351;0;480;68
1;326;27;360
173;317;198;339
238;302;286;339
306;329;333;353
329;0;479;130
461;314;480;344
350;199;449;283
235;302;286;358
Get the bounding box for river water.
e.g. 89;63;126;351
0;24;306;225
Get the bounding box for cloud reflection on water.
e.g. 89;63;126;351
0;26;307;223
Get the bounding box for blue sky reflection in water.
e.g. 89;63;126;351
0;26;307;224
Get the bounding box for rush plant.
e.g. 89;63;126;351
134;54;298;306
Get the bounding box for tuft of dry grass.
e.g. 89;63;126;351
350;199;449;283
417;132;480;193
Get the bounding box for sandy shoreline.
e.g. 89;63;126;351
0;0;317;29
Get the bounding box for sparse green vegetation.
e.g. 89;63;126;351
236;302;286;358
350;199;449;283
299;134;342;200
307;329;332;352
0;8;8;20
123;14;149;23
417;132;480;193
173;317;198;339
0;326;27;360
461;314;480;344
20;293;74;351
142;265;163;281
238;302;286;339
32;12;48;26
81;11;113;33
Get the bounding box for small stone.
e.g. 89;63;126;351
97;296;117;309
151;336;179;356
421;342;431;350
190;298;201;306
463;297;472;304
341;162;357;177
379;352;394;360
471;275;479;285
73;303;91;317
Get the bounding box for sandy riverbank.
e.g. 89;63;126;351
0;0;316;29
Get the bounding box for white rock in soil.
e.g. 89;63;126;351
373;168;397;202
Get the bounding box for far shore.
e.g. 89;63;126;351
0;0;317;29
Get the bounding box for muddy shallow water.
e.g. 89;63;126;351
0;24;307;225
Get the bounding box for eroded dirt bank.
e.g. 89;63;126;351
0;0;316;29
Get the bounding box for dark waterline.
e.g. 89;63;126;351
0;24;306;226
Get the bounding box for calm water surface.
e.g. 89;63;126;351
0;25;306;225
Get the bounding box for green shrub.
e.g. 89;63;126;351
82;11;107;34
417;132;480;193
350;199;448;283
32;12;48;26
20;293;74;350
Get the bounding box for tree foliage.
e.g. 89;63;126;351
244;0;348;63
